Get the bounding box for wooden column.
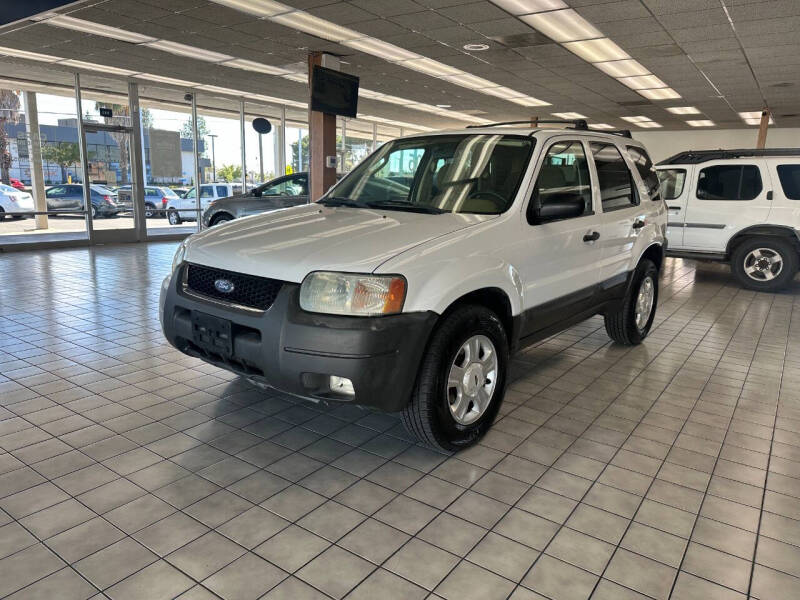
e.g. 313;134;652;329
308;52;338;201
756;109;770;149
530;117;538;128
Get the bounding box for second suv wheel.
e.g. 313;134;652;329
604;258;659;345
167;209;182;225
401;304;508;451
731;237;798;292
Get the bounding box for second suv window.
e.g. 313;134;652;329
697;165;762;200
590;142;635;211
777;165;800;200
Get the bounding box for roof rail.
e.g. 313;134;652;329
467;119;588;130
592;129;632;138
658;148;800;165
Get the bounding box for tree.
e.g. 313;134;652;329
216;164;242;182
141;108;153;129
42;142;80;183
96;102;132;185
181;116;210;156
0;89;21;185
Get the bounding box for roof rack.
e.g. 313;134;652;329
467;119;588;130
658;148;800;165
592;129;632;138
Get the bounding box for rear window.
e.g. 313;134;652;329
697;165;762;200
658;169;686;200
777;165;800;200
163;188;179;197
627;146;660;200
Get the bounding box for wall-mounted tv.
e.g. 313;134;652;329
310;65;359;118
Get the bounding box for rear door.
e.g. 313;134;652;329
765;159;800;226
683;160;770;251
657;166;691;248
65;185;85;210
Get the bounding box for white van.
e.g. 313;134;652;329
657;149;800;291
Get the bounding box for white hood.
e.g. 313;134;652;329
185;203;495;282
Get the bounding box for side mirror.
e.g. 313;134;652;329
534;198;585;223
252;189;261;197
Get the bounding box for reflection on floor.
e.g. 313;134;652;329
1;242;799;599
0;215;195;245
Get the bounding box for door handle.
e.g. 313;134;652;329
767;190;773;200
668;206;681;211
583;231;600;242
632;219;645;229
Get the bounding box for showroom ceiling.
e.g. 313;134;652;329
0;0;797;130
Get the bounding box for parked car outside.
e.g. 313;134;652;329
9;177;26;191
116;185;180;217
656;148;800;291
172;187;190;198
44;183;119;218
165;183;239;224
161;126;667;450
201;173;309;228
0;183;35;220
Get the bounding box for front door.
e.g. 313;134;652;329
517;138;604;338
682;160;771;251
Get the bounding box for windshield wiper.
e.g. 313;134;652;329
318;197;371;208
366;201;445;214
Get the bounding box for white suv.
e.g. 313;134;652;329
657;149;800;291
160;125;667;450
166;183;240;225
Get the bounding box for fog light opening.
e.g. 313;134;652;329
329;376;355;397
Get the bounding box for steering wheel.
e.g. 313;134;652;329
466;190;506;209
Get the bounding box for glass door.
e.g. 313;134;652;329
83;123;136;241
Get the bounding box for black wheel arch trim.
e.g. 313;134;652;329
725;225;800;258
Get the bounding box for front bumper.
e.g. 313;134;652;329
159;266;437;412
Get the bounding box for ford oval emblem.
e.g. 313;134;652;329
214;278;235;294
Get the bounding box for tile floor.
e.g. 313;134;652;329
1;242;799;600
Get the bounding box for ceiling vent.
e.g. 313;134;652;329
488;32;553;49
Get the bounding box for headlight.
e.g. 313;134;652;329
171;241;187;273
299;272;406;316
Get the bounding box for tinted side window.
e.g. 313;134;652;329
590;142;635;211
697;165;762;200
216;185;228;197
658;169;686;200
200;186;214;198
145;187;158;196
627;146;660;200
529;140;592;223
777;165;800;200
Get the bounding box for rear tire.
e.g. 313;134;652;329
604;259;658;345
167;209;182;225
401;304;508;451
144;202;156;218
731;237;798;292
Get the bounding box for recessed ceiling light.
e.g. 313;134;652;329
621;116;651;123
509;96;551;107
491;0;567;15
59;59;138;76
144;40;233;62
135;73;198;88
563;38;629;63
594;59;650;78
637;87;681;100
481;86;527;99
222;58;292;75
271;10;362;42
43;14;156;43
463;43;490;51
520;9;603;43
589;123;614;129
441;73;498;89
399;57;461;78
635;121;662;128
739;111;774;125
0;46;61;62
282;73;307;83
552;112;587;119
686;120;714;127
343;37;419;62
617;74;667;90
666;106;701;115
212;0;290;17
436;104;452;108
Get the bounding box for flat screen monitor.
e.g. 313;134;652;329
311;65;359;118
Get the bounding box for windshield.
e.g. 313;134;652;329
321;134;534;214
163;188;179;197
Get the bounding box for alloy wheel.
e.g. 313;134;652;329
743;248;783;282
446;334;498;425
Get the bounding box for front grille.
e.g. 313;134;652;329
185;263;283;311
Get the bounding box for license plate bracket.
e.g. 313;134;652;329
191;311;233;357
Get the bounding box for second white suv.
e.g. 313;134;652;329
160;125;667;450
166;183;241;225
657;149;800;291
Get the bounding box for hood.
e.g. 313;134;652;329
185;203;496;282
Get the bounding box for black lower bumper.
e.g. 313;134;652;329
160;267;438;412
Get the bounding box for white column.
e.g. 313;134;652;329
23;91;47;230
239;99;246;191
128;81;146;241
74;73;93;239
191;92;201;230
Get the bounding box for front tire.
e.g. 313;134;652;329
167;209;182;225
401;305;508;451
604;259;658;345
731;237;798;292
210;213;234;226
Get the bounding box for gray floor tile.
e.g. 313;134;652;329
202;552;286;600
74;537;157;590
384;538;459;590
436;560;516;600
105;560;194;600
296;546;374;599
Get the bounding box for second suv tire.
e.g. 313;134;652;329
731;236;798;292
401;304;508;451
604;259;658;346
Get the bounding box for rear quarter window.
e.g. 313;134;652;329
777;165;800;200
